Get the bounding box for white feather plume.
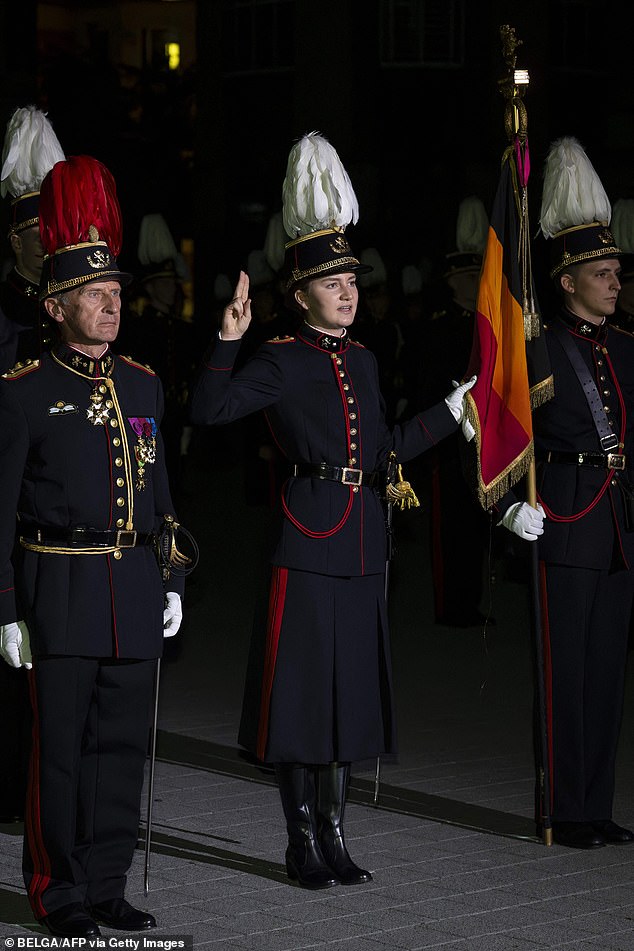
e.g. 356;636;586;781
359;247;386;287
138;213;179;267
539;136;611;238
456;196;488;254
402;264;422;296
611;198;634;253
282;132;359;238
1;106;65;199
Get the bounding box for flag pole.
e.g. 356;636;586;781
498;25;552;846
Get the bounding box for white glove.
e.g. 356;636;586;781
0;621;33;669
163;592;183;637
499;502;545;541
445;375;477;440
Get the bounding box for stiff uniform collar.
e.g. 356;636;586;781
7;266;39;299
298;322;350;353
560;307;608;344
52;342;115;378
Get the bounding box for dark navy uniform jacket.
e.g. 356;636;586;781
0;344;184;658
0;268;53;374
531;309;634;569
191;323;459;576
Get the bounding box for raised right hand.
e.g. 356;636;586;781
220;270;252;340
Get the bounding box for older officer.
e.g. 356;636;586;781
191;133;475;889
0;155;185;937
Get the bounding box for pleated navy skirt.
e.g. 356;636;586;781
238;567;396;764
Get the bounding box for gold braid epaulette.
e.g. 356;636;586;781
119;355;156;375
2;358;40;380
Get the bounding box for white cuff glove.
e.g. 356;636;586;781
0;621;33;669
445;375;477;441
499;502;545;541
163;592;183;637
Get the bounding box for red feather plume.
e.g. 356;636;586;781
39;155;123;258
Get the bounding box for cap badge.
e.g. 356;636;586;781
598;228;614;245
329;235;351;256
87;248;111;270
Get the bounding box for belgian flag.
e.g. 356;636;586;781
465;143;553;511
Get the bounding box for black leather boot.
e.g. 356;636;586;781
275;764;339;889
316;762;373;885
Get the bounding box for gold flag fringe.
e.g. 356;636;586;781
530;374;554;410
462;396;535;511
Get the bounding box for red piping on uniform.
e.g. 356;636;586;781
541;340;628;523
603;346;627;436
0;586;14;594
538;474;612;523
256;567;288;760
25;670;52;919
414;415;438;442
344;362;366;571
609;489;630;570
281;490;354;537
207;364;233;371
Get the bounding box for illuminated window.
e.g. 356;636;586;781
166;42;180;70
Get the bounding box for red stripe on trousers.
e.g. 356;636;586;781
256;567;288;761
25;669;51;919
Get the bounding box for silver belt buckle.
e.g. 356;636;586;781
607;453;626;471
600;433;619;451
115;530;137;548
341;467;363;486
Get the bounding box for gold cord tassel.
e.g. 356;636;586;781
385;454;420;510
164;516;193;568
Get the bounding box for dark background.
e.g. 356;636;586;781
1;0;633;322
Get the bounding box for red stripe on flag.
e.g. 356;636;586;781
467;155;534;506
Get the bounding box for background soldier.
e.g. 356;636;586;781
0;106;65;824
0;106;65;373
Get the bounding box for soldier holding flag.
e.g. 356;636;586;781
497;137;634;849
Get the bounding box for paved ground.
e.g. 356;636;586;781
2;429;634;949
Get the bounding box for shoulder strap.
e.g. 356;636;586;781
549;320;618;452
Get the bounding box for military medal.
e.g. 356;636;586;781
129;417;157;490
86;385;111;425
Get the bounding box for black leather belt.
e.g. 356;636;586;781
542;450;626;471
292;462;382;488
20;526;156;548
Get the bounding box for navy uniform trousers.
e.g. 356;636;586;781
24;657;155;917
526;309;634;824
540;564;633;821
